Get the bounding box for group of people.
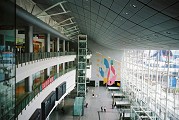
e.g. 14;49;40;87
101;106;106;112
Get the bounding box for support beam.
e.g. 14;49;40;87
57;37;60;52
45;33;50;52
37;11;70;18
67;42;69;52
164;50;170;120
59;22;76;27
66;25;78;31
53;17;74;27
25;26;33;53
36;1;67;16
70;36;77;40
62;28;79;34
66;31;79;37
28;75;33;92
63;40;65;52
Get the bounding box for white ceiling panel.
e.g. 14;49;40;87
110;2;124;14
106;10;118;23
162;2;179;18
98;6;109;19
32;0;179;50
101;0;114;8
135;6;158;19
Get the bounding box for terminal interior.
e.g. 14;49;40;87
0;0;179;120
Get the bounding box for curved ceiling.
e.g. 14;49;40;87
32;0;179;50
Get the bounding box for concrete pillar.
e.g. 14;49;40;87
44;68;48;79
25;26;33;53
57;37;60;52
63;40;65;52
28;75;33;92
57;64;59;73
45;34;50;76
45;33;50;52
47;67;50;77
67;62;69;69
63;63;65;74
67;41;70;52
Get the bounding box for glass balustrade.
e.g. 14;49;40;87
16;52;76;66
15;66;76;117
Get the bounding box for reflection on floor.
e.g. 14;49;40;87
49;86;121;120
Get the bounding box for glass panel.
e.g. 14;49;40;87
0;1;15;119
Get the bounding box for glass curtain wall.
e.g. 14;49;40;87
0;1;16;119
122;50;179;120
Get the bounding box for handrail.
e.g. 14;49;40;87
15;67;76;117
16;52;76;67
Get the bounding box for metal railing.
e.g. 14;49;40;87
16;52;76;67
15;67;76;117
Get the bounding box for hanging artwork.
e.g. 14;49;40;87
96;52;120;86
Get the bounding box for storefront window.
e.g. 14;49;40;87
32;71;41;90
16;79;26;101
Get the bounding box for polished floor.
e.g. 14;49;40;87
49;87;121;120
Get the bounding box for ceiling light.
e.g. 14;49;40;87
125;12;128;15
166;31;171;34
153;34;158;37
132;5;136;8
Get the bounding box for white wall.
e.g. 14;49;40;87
16;55;76;83
18;70;76;120
88;40;124;82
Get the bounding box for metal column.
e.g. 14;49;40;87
77;35;87;97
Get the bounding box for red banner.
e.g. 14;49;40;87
42;76;54;90
50;76;54;83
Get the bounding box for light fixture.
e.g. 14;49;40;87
166;31;171;34
125;12;128;15
132;4;136;8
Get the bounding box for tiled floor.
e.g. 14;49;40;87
49;86;121;120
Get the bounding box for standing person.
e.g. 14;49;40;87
104;106;106;112
101;106;103;112
114;101;116;108
122;111;125;119
85;103;88;108
112;104;114;109
119;112;122;120
92;89;95;97
61;107;65;114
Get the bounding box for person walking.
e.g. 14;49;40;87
104;106;106;112
101;106;103;112
85;103;88;108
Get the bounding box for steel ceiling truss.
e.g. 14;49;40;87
53;17;74;27
66;31;80;37
35;1;70;18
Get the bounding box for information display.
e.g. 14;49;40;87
41;91;56;120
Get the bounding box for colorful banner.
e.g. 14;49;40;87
96;52;120;86
42;76;54;90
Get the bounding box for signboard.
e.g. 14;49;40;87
42;76;54;90
170;77;177;88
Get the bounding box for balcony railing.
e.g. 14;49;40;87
15;67;76;117
16;52;76;67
